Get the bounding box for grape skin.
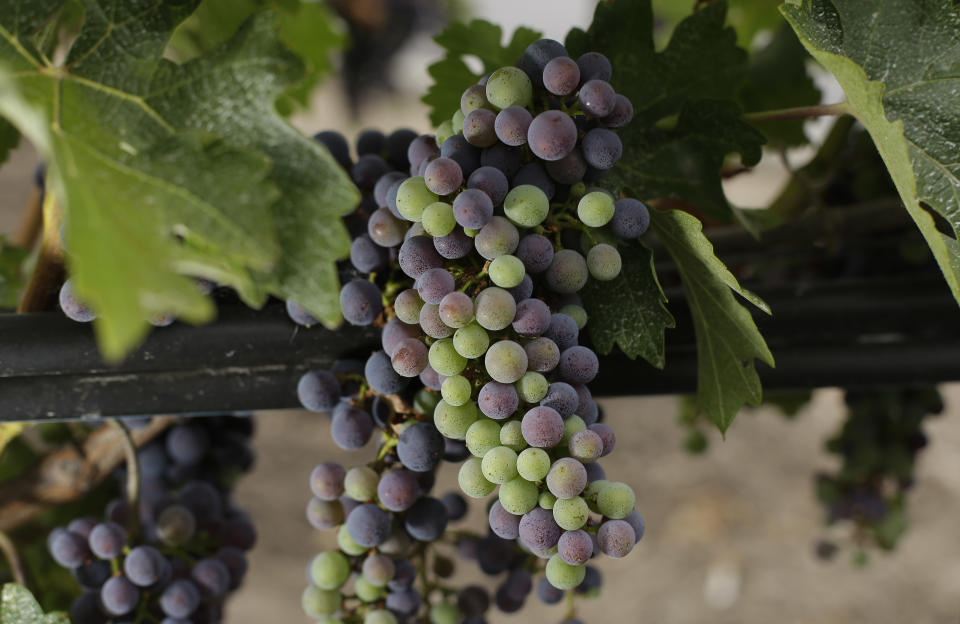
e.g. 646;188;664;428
516;234;555;274
397;422;443;472
576;52;612;83
467;166;509;206
521;406;564;448
578;79;616;117
543;56;580;96
377;469;420;512
494;106;533;146
477;381;519;420
558;346;600;384
558;529;593;565
331;404;374;450
513;298;552;336
463;109;498;148
399;235;444;278
368;207;407;247
419;302;454;339
475;216;520;260
340;279;383;326
519;507;562;551
581;128;623;170
527;110;578;161
452;188;494;230
597;519;636;558
424;157;463;196
405;497;448;541
545;250;589;294
546;457;587;499
484;340;529;384
512;162;556;200
611;198;650;239
540;381;578;417
488;500;521;539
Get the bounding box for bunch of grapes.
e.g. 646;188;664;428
295;37;648;623
815;387;942;562
46;415;257;623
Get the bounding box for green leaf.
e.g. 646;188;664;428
0;235;27;307
423;20;541;126
0;2;357;358
782;0;960;307
653;0;785;49
567;0;764;220
740;24;821;146
580;244;675;368
0;584;68;624
650;209;774;432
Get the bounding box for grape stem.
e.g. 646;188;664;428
565;588;577;620
742;102;850;122
17;190;64;313
0;528;26;585
109;418;141;540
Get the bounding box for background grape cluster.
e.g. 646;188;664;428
294;37;649;624
46;416;257;623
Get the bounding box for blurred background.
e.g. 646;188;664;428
1;1;958;623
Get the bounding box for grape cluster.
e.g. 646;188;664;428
815;387;942;562
296;37;648;623
47;415;257;623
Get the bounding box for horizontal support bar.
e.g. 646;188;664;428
0;271;956;421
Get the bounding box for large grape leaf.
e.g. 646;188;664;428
423;20;541;126
0;1;357;358
580;244;675;369
567;0;764;220
650;209;774;433
782;0;960;306
0;118;17;166
0;584;68;624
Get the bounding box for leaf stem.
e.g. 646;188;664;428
109;419;141;540
743;102;850;122
0;528;26;586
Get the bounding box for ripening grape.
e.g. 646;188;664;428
543;56;580;96
581;128;623;170
422;201;457;237
596;482;636;519
553;496;589;531
480;446;519;484
528;110;578;161
499;476;539;515
578;79;616;117
478;381;519;420
458;457;497;498
499;420;527;452
597;519;636;558
545;553;586;590
558;529;593;565
485;340;529;384
489;255;526;288
546;457;587;499
475;216;520;260
466;418;502;457
467;166;509;205
434;399;479;440
441;375;472;406
546;250;588;294
516;447;551;482
568;429;604;463
475;287;517;331
503;184;549;227
438;291;473;328
495;106;533;146
453;321;490;359
577;191;615;227
485;67;533;109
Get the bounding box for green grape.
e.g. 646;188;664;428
504;184;549;227
576;191;615;227
344;466;379;501
539;491;557;509
422;201;456;237
429;338;467;376
458;457;496;498
499;476;539;515
484;340;529;384
354;575;385;602
499;420;527;452
466;418;502;457
310;551;350;589
516;447;551;482
545;553;586;590
553;496;589;530
394;289;423;324
414;388;440;416
570;181;587;197
464;227;479;237
302;585;340;617
396;177;438;222
453;321;490;359
597;481;635;519
562;415;587;443
480;445;518;484
336;525;367;556
583;479;609;503
516;371;548;403
587;243;622;281
559;304;588;329
430;601;461;624
434;399;478;440
485;66;533;109
452;109;465;134
436;119;455;145
441;375;472;406
365;609;398;624
488;255;526;288
474;287;516;331
569;429;603;463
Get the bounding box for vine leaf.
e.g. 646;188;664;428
651;209;774;433
566;0;764;220
580;244;675;369
0;1;357;359
0;584;68;624
782;0;960;306
423;20;541;126
0;118;17;166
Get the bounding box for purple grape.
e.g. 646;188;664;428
405;497;448;541
494;106;533;146
178;481;223;523
286;300;318;327
101;575;139;616
625;509;645;541
438;291;474;328
578;79;616;117
540;381;578;417
434;228;473;259
386;128;418;169
314;130;351;169
424;157;463;195
589;423;615;456
516;234;555;274
49;530;90;568
377;469;420;512
611;198;650;239
297;369;340;412
123;545;163;586
463;109;498;148
399;236;444;278
67;517;98;539
576;52;612;83
584;462;606;482
521;406;564;448
165;424;209;466
544;149;587;184
508;274;534;303
478;381;519;420
88;522;126;559
160;579;200;619
527;110;578;161
517;38;568;88
597;519;636;558
452;188;494;229
581;128;623;170
420;364;444;392
307;497;344;529
537;577;565;604
546;458;587;499
480;143;524;178
397;421;444;472
419;302;454;339
350;234;389;272
374;172;407;208
602;93;634;128
518;507;562;550
386;178;405;218
386;588;422;616
310;462;345;501
513;162;555;199
407;134;439;170
512;298;552;336
391;338;429;377
558;346;599;384
467;166;509;206
191;558;230;597
416;268;455;304
457;585;490;618
440;134;481;177
331;404;374;450
340;278;383;326
215;546;248;587
488;500;521;539
558;529;593;565
351;154;390;190
365;350;409;394
347;504;392;547
525;337;560;373
441;492;468;521
381;318;421;356
357;129;385;155
73;559;111;590
543;56;580;95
